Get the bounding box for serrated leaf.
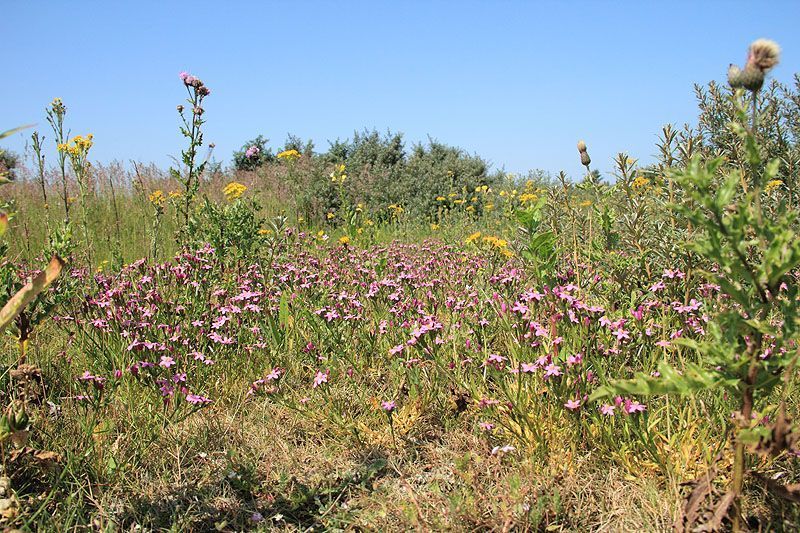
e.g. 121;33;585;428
589;361;739;402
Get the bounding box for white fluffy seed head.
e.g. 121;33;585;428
747;39;780;72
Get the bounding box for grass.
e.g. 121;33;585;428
2;41;800;532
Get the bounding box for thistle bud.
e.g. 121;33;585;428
728;39;780;93
740;66;765;92
577;140;591;167
727;65;744;89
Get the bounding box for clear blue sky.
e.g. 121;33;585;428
2;1;799;179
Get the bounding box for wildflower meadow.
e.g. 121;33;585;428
1;35;800;532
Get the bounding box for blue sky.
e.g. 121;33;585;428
2;1;799;179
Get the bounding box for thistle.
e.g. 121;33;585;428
727;38;780;92
577;140;591;169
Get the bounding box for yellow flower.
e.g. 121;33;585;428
339;235;351;245
327;212;335;220
466;205;475;212
632;176;650;189
330;163;347;183
465;231;481;244
149;190;166;207
519;193;538;203
436;196;446;201
258;228;272;235
277;149;301;160
765;179;783;192
223;181;247;201
430;223;440;231
168;190;181;199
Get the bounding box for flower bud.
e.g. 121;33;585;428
577;140;591;167
740;65;765;92
727;65;744;89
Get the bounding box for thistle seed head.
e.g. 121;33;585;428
747;39;780;73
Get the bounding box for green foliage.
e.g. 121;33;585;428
514;196;558;282
232;134;274;170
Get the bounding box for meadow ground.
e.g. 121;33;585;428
1;39;800;532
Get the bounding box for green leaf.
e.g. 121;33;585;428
0;256;65;333
278;291;290;329
0;124;35;140
589;361;739;402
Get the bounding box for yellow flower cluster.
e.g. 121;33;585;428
519;192;538;203
330;164;347;184
223;181;247;201
632;176;650;189
482;235;513;258
57;134;94;158
465;231;512;257
149;190;166;207
388;204;404;217
50;97;66;114
339;235;351;245
465;231;482;244
765;179;783;192
277;149;301;161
